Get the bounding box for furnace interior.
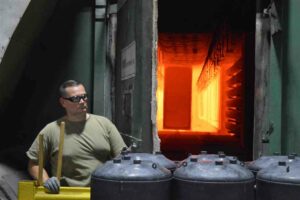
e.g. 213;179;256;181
157;0;255;160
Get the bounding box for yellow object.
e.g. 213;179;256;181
18;181;90;200
38;135;44;186
57;122;65;180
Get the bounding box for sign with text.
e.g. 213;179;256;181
121;41;136;80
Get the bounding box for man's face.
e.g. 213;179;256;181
60;84;88;114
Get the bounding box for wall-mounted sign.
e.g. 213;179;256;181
121;41;136;80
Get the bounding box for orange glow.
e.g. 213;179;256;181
156;61;220;133
157;33;245;137
194;69;220;131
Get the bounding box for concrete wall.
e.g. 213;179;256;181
115;0;154;152
281;0;300;154
268;0;300;155
0;0;58;116
0;0;94;150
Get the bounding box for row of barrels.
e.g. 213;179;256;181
91;151;300;200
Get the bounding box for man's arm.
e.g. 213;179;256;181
28;160;60;193
27;159;50;182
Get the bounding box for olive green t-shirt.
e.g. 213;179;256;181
26;114;126;186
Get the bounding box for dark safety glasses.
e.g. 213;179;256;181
63;94;88;103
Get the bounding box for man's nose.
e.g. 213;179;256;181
79;98;85;103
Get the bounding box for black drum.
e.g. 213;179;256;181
91;156;172;200
117;150;177;172
173;157;255;200
246;153;297;176
256;160;300;200
185;151;243;165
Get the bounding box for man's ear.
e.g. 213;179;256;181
59;97;65;107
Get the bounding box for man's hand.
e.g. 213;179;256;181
44;177;60;194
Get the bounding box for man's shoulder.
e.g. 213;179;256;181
88;114;116;130
47;118;63;127
41;118;63;132
89;114;111;123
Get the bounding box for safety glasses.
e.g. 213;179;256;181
63;94;88;103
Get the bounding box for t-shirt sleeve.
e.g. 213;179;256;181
26;135;39;162
106;120;127;158
26;125;51;164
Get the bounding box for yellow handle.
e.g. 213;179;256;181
38;134;44;186
57;121;65;180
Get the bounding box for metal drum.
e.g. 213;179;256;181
118;151;177;172
186;151;242;165
256;160;300;200
247;154;298;176
173;158;255;200
91;156;172;200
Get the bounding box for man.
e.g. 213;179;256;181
26;80;126;193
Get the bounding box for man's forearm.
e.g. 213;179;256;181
28;160;50;182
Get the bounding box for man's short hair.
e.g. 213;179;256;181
59;80;82;97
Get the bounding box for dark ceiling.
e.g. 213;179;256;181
158;0;256;33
